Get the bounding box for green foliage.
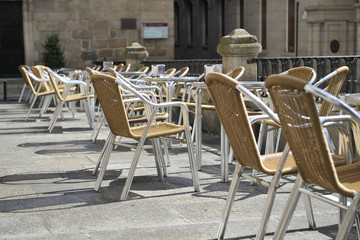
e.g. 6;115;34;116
42;33;65;69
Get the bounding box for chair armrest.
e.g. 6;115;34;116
236;83;280;124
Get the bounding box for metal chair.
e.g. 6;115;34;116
266;74;360;240
19;66;56;121
90;73;200;201
205;72;316;239
46;68;94;132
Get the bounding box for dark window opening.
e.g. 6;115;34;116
174;2;180;44
0;1;24;77
240;0;244;28
261;0;267;50
185;1;193;45
221;0;225;36
287;0;295;52
200;0;209;45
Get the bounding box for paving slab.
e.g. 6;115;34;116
0;101;358;239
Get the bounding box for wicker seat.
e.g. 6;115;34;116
266;74;360;240
90;73;200;201
205;72;316;239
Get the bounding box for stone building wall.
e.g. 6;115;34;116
241;0;358;58
20;0;360;68
23;0;174;69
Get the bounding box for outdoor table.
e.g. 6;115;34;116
144;76;200;117
193;81;265;182
345;93;360;110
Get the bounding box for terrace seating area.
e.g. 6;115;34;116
1;63;360;239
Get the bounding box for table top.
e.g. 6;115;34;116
345;93;360;105
193;81;265;89
144;76;200;83
119;71;147;76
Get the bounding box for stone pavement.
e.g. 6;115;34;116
0;100;357;239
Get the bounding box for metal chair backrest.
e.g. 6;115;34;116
265;74;356;198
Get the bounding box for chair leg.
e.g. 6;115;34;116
94;133;115;191
84;98;94;129
220;125;229;183
273;175;303;240
120;137;147;201
161;139;171;167
152;139;164;181
184;127;200;192
18;84;27;103
217;164;243;240
355;211;360;239
92;133;112;176
48;101;64;132
25;89;32;102
39;95;52;117
91;110;105;142
255;170;282;239
303;183;316;229
336;194;360;240
156;138;167;177
25;94;39;121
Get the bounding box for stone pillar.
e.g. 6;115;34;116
217;29;262;81
123;42;149;71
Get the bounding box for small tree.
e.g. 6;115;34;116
42;33;65;69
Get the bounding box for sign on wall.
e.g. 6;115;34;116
142;23;168;39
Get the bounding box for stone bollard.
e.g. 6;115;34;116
123;42;149;71
217;29;262;81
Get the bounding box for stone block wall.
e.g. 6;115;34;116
23;0;174;69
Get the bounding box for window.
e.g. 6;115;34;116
185;1;193;45
221;0;225;36
287;0;295;52
240;0;244;28
261;0;267;50
200;0;209;45
174;2;180;44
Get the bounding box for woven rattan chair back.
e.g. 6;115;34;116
318;66;349;116
266;74;355;198
227;66;245;81
91;73;134;139
206;72;263;170
138;66;149;73
165;68;176;76
115;63;124;72
285;66;316;83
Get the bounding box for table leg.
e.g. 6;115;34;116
195;87;202;170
